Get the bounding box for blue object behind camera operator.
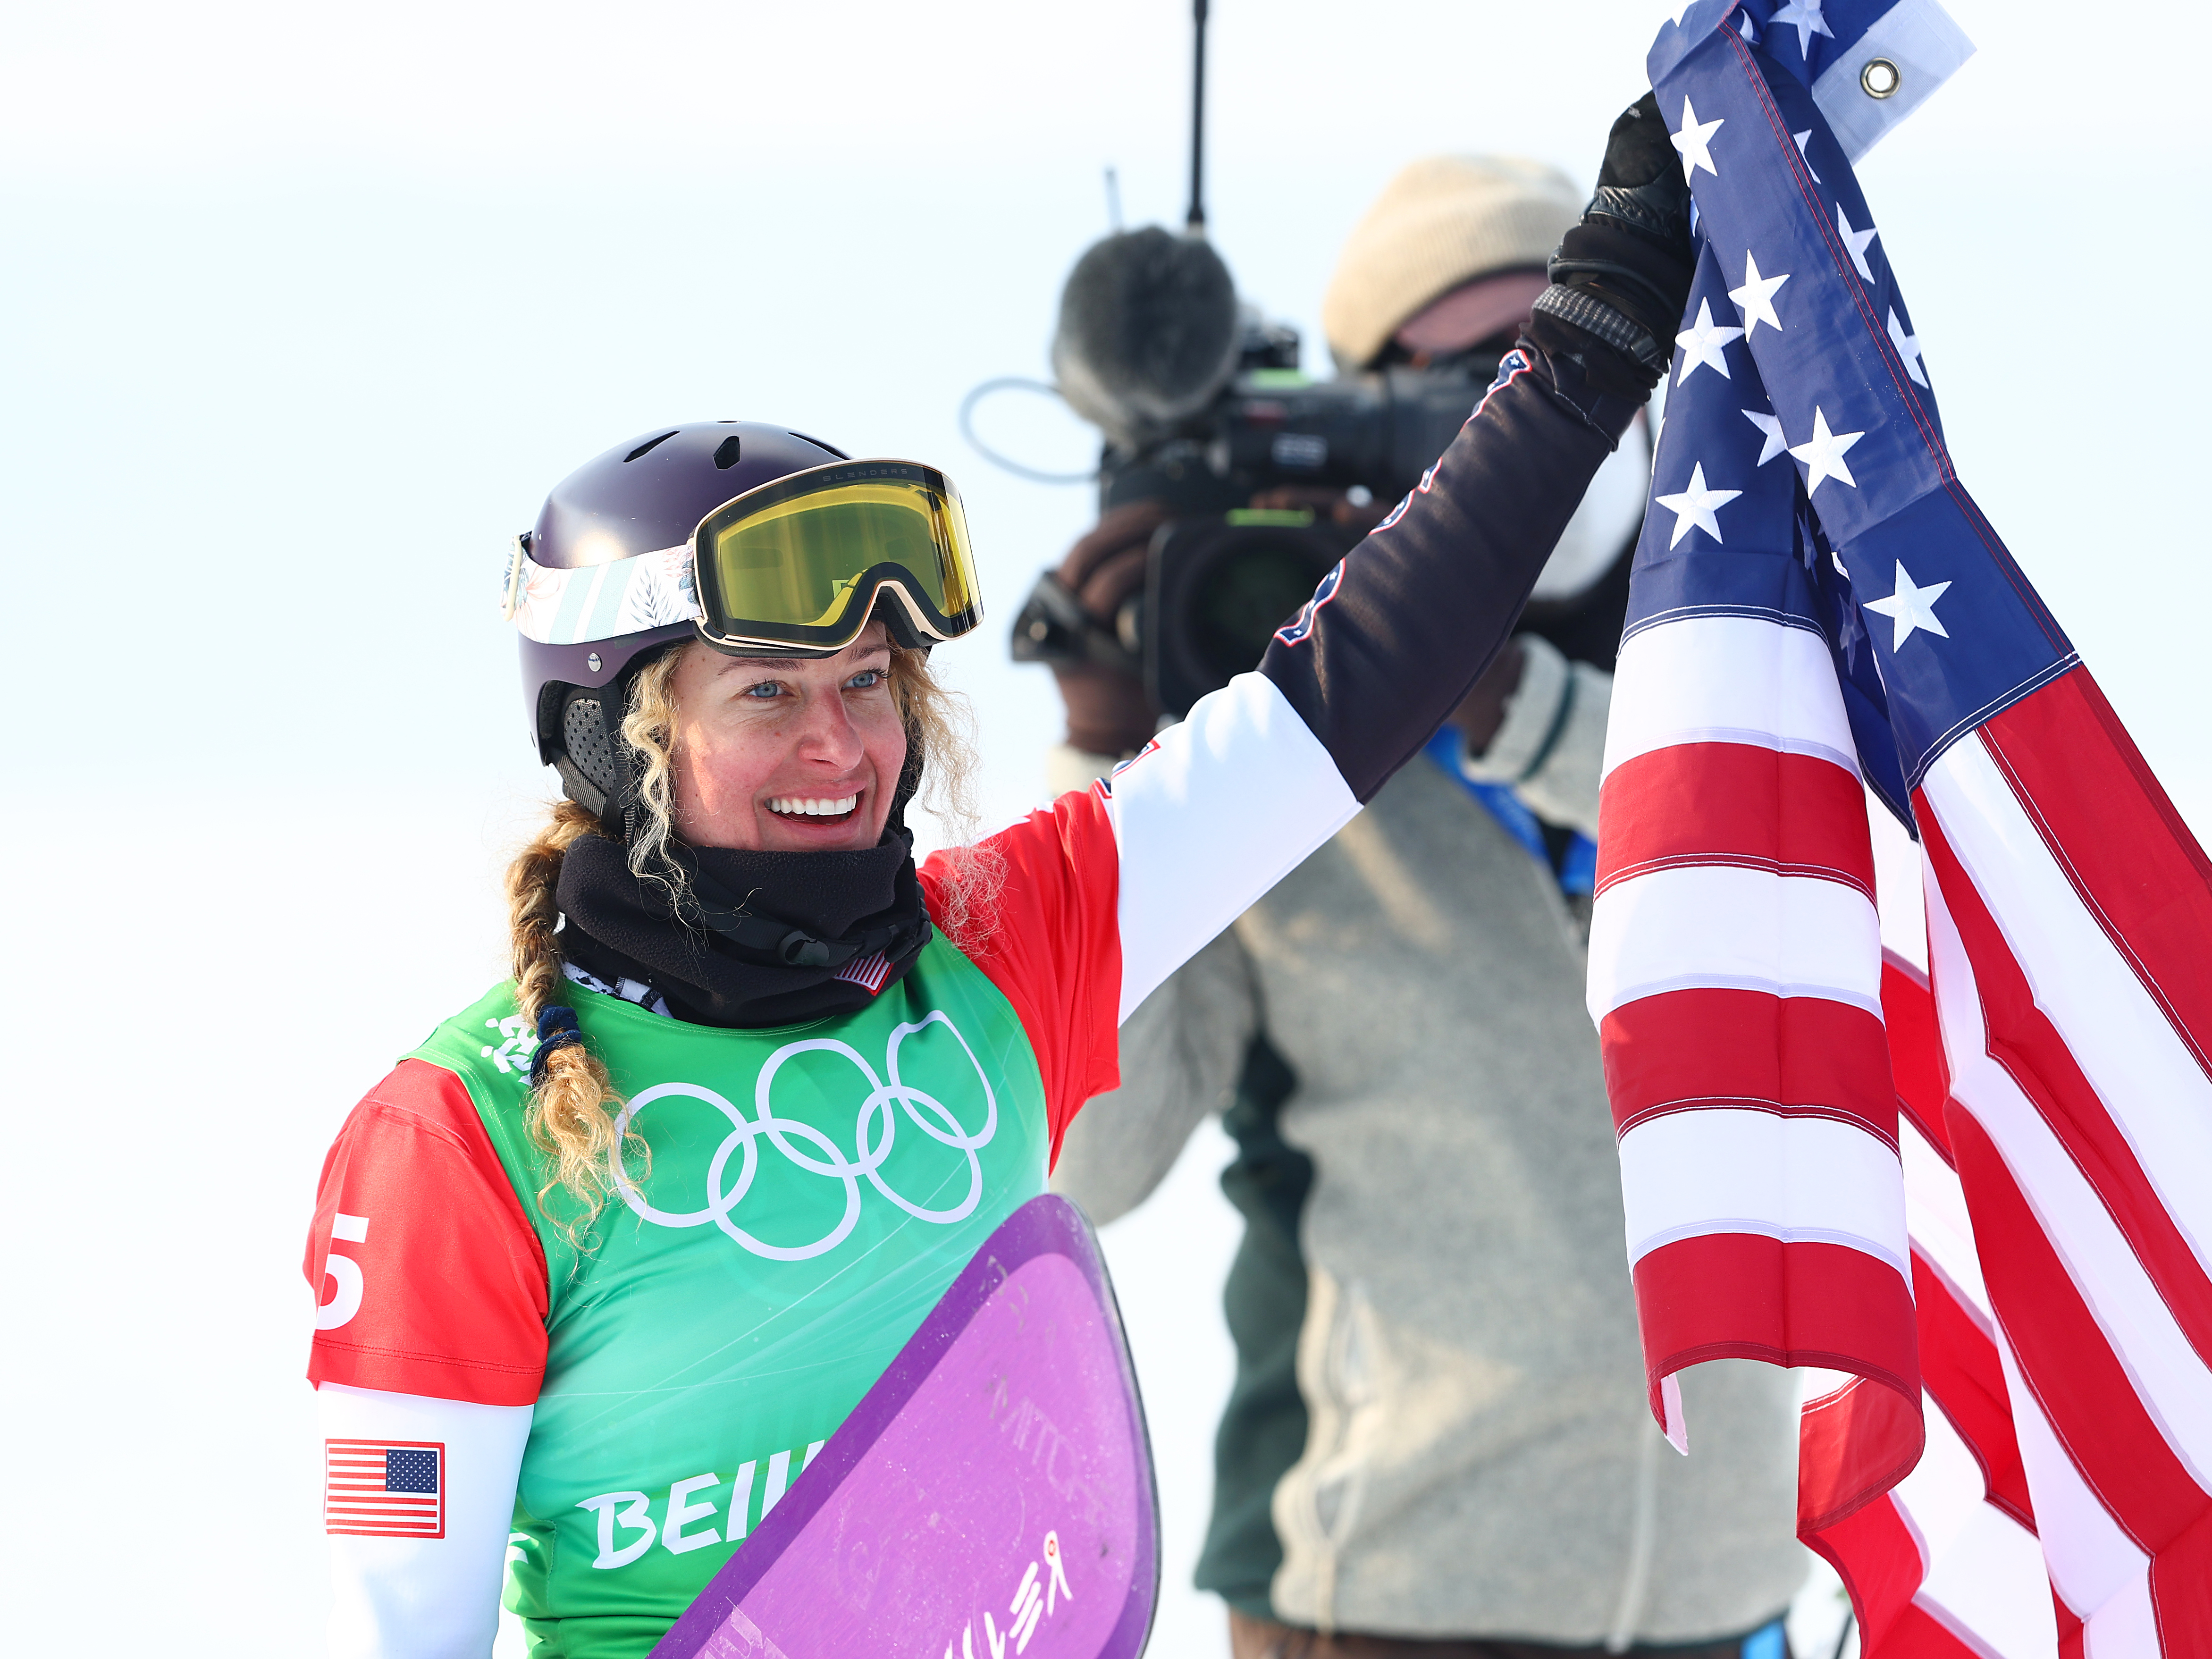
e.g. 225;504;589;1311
1039;155;1805;1659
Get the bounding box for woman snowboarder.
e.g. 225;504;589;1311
304;96;1696;1658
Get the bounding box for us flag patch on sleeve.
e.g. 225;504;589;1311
324;1439;445;1538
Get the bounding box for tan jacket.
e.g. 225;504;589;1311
1051;643;1805;1643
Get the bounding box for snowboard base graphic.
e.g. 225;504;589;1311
648;1195;1158;1659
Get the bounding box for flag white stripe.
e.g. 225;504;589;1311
1891;1386;1990;1561
1992;1331;2150;1642
1923;739;2212;1273
1893;1390;2057;1659
2082;1581;2159;1659
1901;1117;1993;1324
1587;865;1883;1022
1914;1507;2060;1659
1602;615;1861;780
1617;1109;1909;1273
1925;871;2212;1491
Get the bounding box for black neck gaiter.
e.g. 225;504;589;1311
555;828;933;1028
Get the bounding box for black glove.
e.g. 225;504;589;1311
1043;500;1169;758
1531;92;1698;396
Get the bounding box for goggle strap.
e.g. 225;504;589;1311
509;543;701;646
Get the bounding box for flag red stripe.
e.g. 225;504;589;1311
1910;1246;2033;1530
1797;1371;1926;1535
1881;953;1953;1163
1634;1232;1919;1524
2054;1594;2083;1659
1599;988;1897;1143
1945;1105;2209;1555
1919;806;2212;1377
1632;1231;1918;1385
1596;741;1875;900
326;1509;438;1518
326;1507;438;1517
1804;1491;1926;1650
1977;668;2212;1084
2150;1518;2212;1659
1878;1602;2004;1659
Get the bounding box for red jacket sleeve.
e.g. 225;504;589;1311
304;1059;549;1406
921;788;1123;1169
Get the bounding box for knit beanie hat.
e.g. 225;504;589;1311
1322;155;1584;371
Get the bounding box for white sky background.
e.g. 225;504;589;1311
1;2;2204;1654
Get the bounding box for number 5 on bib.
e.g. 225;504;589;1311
648;1195;1159;1659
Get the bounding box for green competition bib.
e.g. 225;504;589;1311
412;935;1051;1658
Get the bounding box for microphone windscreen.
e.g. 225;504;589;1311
1051;227;1241;449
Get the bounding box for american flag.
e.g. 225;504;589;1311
1596;3;2212;1653
324;1439;445;1539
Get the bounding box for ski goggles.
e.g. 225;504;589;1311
505;460;983;654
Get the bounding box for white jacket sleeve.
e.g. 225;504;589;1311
319;1382;532;1659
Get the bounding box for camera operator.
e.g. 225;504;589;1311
1040;157;1805;1658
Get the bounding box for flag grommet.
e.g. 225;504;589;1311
1859;58;1901;99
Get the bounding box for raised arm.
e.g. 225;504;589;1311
1096;96;1689;1011
940;98;1692;1142
1103;336;1646;1012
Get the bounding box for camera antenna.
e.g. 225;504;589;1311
1185;0;1209;236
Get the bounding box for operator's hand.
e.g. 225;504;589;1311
1530;91;1699;396
1051;500;1170;758
1247;485;1390;536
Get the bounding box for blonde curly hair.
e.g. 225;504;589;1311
505;640;993;1234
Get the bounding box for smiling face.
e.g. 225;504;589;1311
665;622;908;853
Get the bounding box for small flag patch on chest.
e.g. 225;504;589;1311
325;1439;445;1538
833;950;893;994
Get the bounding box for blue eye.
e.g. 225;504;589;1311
744;681;783;699
847;669;884;690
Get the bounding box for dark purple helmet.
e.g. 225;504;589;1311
515;420;851;829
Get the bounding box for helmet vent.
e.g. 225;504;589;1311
624;430;680;463
713;435;743;469
562;694;621;796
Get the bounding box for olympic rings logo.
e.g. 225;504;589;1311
610;1011;1000;1262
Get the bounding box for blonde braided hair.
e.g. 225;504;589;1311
502;639;994;1230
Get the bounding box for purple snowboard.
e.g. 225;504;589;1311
649;1195;1158;1659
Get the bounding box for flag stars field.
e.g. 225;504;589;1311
1671;96;1724;181
1729;251;1790;336
1861;560;1954;648
1675;298;1743;382
1653;461;1742;547
1789;407;1864;491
